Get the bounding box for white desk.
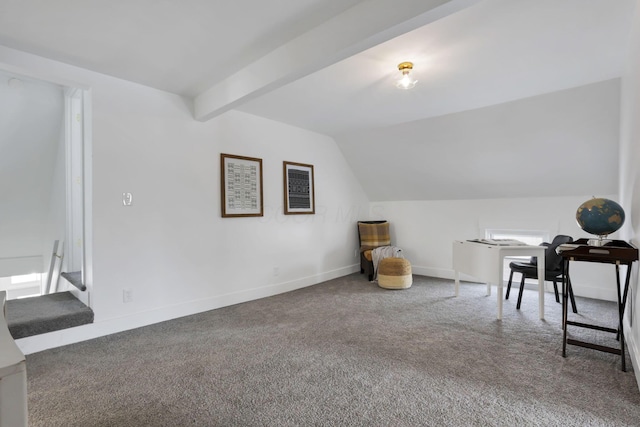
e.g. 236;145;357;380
452;240;546;320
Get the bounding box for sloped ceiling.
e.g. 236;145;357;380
0;0;365;97
0;0;636;201
238;0;635;136
336;79;621;201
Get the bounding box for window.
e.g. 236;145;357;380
0;273;42;299
485;229;548;247
485;229;549;284
11;273;41;285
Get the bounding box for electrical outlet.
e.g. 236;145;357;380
123;288;132;303
273;267;279;277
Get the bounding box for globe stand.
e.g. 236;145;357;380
588;235;612;247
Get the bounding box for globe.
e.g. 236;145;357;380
576;198;625;237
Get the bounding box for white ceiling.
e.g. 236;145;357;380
0;0;636;201
1;0;634;137
0;0;364;97
239;0;636;135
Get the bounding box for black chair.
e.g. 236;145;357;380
506;235;578;313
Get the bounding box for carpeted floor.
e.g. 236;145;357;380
25;274;640;426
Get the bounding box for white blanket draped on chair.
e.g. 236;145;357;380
371;246;403;280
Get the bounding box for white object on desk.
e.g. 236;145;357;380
0;291;28;427
452;240;546;320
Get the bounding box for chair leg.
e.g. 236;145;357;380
506;270;514;300
552;279;560;303
568;277;578;314
516;275;526;310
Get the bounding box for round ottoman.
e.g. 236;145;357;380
377;257;412;289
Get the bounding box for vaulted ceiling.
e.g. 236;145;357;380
0;0;636;200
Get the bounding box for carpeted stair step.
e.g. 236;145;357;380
60;271;86;291
6;292;94;339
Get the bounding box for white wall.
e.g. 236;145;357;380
42;114;67;284
355;70;623;303
371;195;620;301
0;46;369;353
0;70;64;277
90;102;369;322
337;79;620;201
1;33;633;363
619;0;640;388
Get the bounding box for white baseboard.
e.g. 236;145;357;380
570;283;617;302
411;265;618;301
411;265;453;279
17;264;359;355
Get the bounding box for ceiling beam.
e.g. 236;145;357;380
193;0;480;122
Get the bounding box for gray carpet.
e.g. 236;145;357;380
7;291;94;339
25;274;640;426
60;271;87;291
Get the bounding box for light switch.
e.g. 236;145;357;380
123;192;133;206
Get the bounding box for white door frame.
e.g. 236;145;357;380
63;87;92;307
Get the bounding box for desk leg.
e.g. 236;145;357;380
454;270;460;297
496;263;504;320
496;282;503;320
537;257;545;320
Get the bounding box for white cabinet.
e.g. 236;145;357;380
0;291;28;427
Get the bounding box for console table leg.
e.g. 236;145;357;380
562;260;569;357
616;264;628;371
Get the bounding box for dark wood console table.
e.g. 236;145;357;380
558;239;638;371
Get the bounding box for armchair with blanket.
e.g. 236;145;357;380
357;221;402;280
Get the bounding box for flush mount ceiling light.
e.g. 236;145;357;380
395;61;417;90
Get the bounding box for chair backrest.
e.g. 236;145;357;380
529;242;550;265
357;221;391;252
545;235;573;272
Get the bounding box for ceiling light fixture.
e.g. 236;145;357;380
395;62;417;90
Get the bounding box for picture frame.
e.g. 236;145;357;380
221;153;263;217
283;161;315;215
